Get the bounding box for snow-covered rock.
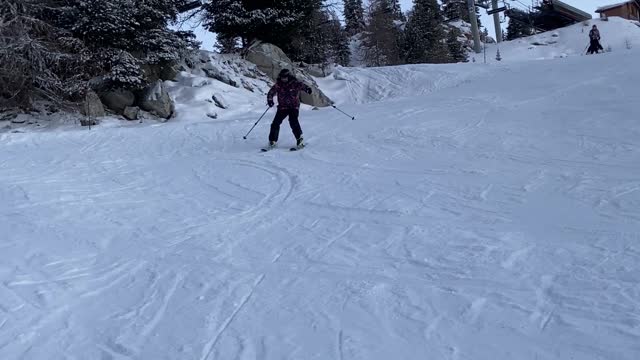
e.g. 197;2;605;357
81;90;105;118
211;93;229;109
123;106;140;121
140;81;174;120
166;50;275;123
245;41;333;107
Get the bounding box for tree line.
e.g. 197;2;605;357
4;0;531;112
1;0;198;110
204;0;477;67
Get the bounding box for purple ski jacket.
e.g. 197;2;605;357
267;79;311;110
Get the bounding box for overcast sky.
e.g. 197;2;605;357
190;0;607;50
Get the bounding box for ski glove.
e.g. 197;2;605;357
267;99;275;107
305;88;312;94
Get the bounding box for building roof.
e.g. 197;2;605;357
547;0;593;21
596;1;640;13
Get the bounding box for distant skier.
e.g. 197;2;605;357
266;69;312;150
587;25;603;55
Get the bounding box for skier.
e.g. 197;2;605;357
266;69;312;150
587;25;603;55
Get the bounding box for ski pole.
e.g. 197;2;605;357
243;106;271;139
331;105;355;121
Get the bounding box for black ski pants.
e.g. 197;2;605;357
269;108;302;142
588;39;603;54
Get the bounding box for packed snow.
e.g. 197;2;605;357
2;23;640;360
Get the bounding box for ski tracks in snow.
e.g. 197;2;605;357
2;52;640;359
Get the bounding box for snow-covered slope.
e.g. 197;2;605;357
1;46;640;359
485;17;640;62
317;63;492;104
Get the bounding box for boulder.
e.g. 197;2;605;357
211;93;229;109
142;62;180;82
299;62;327;78
139;81;174;120
202;64;239;88
241;79;255;92
81;90;105;118
123;106;140;121
100;89;135;114
245;41;332;107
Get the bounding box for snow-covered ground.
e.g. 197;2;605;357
2;32;640;360
484;17;640;63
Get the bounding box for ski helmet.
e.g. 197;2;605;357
278;69;291;80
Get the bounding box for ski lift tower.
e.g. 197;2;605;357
468;0;483;53
490;1;505;42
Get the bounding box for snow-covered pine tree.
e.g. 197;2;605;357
292;8;332;65
442;0;481;27
390;0;406;22
344;0;365;35
361;0;403;67
304;10;351;69
67;0;197;89
404;0;449;64
333;30;352;66
389;0;407;62
203;0;322;56
447;27;469;63
506;9;533;40
326;12;351;66
0;0;88;109
215;35;240;53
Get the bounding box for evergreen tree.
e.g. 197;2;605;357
292;8;331;64
344;0;365;35
326;12;351;66
390;0;406;22
291;9;350;68
0;0;87;109
333;31;352;66
65;0;197;89
215;35;239;53
404;0;449;64
1;0;197;110
447;27;468;63
203;0;322;56
442;0;481;27
361;0;403;66
506;9;533;40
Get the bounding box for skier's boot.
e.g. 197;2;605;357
269;140;277;148
296;137;305;149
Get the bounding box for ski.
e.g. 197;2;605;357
261;144;305;152
261;144;277;152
